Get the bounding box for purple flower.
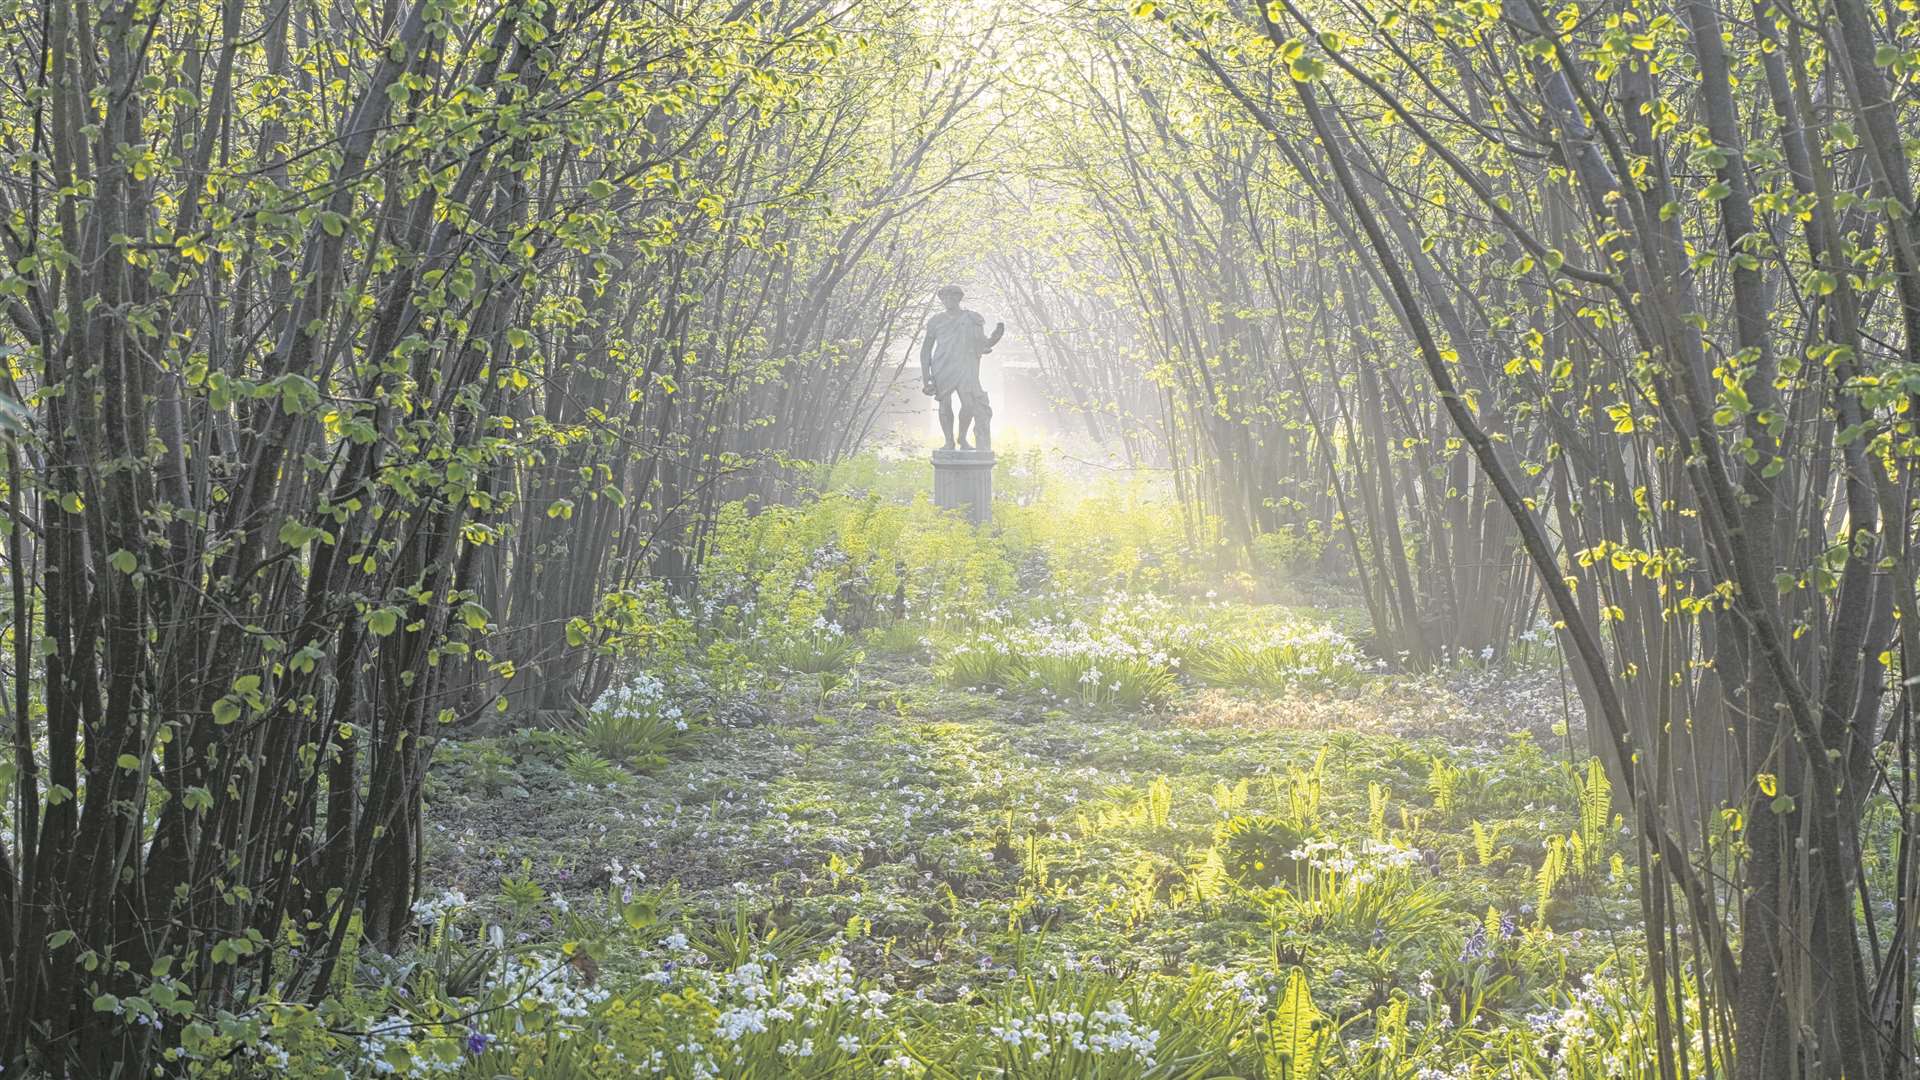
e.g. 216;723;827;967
465;1032;495;1056
1458;924;1488;962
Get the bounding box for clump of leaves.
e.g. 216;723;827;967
1216;814;1312;890
1189;623;1368;695
565;749;626;787
760;624;864;675
573;671;690;765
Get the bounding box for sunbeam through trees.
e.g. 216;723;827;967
1;0;1918;1076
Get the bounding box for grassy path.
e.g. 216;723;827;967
427;633;1622;1029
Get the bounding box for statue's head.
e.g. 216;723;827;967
937;285;964;309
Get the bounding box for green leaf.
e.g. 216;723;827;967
1273;968;1325;1077
319;212;345;237
212;697;241;725
1288;55;1325;82
279;519;323;548
109;549;137;574
367;608;401;637
460;602;490;631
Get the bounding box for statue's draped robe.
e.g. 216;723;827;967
926;309;990;399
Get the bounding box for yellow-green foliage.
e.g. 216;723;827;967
1471;821;1511;867
1212;777;1251;816
1427;757;1461;817
1282;750;1326;827
1144;776;1174;829
1215;814;1311;890
1577;757;1616;858
700;492;1015;638
1188;624;1367;695
1269;969;1326;1079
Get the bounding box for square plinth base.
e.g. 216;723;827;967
931;450;994;525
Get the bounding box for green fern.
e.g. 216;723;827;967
1577;757;1615;860
1212;777;1251;817
1214;814;1310;889
1536;834;1566;925
1142;776;1173;828
1427;757;1461;816
1270;968;1326;1079
1367;782;1389;842
1470;820;1509;866
1283;750;1326;825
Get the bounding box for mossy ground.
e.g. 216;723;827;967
424;608;1633;1032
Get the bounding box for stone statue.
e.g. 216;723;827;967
920;285;1004;451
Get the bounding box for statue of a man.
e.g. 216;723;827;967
920;285;1004;451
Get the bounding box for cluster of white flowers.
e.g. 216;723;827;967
1412;1065;1477;1080
410;888;468;927
358;1014;458;1076
1522;971;1644;1075
700;954;892;1055
947;598;1189;703
988;998;1160;1068
593;672;688;731
499;953;612;1021
1222;968;1270;1006
1212;622;1374;685
1291;838;1423;882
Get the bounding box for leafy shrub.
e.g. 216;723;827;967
1251;522;1331;580
700;491;1015;643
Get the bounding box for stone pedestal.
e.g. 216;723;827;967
931;449;994;525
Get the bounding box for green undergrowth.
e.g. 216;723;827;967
175;451;1676;1078
207;656;1658;1077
